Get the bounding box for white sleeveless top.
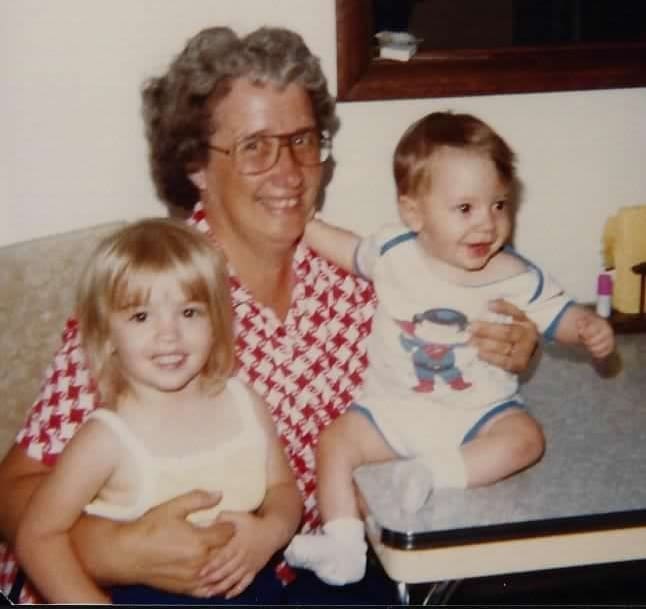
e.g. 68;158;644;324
84;379;267;527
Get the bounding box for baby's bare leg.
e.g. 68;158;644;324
462;409;545;487
317;410;399;522
284;410;397;585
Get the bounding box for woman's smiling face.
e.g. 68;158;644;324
194;78;324;253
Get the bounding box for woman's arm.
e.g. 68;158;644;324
74;491;234;593
469;299;539;373
0;445;50;545
304;217;360;273
201;393;303;598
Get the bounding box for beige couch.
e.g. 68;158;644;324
0;221;125;458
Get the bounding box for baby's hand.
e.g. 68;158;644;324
577;314;615;359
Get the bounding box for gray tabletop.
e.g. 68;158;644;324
353;333;646;548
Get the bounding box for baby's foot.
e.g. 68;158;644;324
390;458;434;513
284;518;367;585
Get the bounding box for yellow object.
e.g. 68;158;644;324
602;205;646;314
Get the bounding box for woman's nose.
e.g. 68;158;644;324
273;144;304;186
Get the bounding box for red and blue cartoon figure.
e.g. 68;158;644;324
398;308;473;394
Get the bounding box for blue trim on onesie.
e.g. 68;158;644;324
348;403;405;457
380;231;417;256
502;246;575;339
543;299;576;341
352;243;370;281
461;399;525;445
502;245;543;303
351;400;527;455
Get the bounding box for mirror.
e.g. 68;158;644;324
336;0;646;101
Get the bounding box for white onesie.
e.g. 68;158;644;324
352;223;574;458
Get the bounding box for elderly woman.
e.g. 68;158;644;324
0;26;538;604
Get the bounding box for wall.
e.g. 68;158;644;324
3;0;645;302
326;88;646;304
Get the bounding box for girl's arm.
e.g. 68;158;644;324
15;419;119;603
253;393;303;554
201;393;303;599
0;442;232;597
303;217;361;273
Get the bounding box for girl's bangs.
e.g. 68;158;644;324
111;269;155;310
111;263;208;310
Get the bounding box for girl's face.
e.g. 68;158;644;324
400;146;512;274
108;273;214;399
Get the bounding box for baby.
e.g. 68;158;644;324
284;111;614;585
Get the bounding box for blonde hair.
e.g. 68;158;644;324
394;111;516;200
76;218;234;405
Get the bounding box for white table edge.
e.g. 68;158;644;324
365;516;646;584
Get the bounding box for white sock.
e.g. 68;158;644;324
390;458;435;513
284;517;367;585
390;450;467;513
422;446;467;489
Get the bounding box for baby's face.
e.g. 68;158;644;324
401;146;512;274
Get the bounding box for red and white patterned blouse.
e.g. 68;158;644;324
0;204;377;603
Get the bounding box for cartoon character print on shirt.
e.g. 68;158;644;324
397;308;473;394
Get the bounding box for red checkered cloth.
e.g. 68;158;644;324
0;204;376;601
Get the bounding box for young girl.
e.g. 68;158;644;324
284;111;615;585
15;218;302;604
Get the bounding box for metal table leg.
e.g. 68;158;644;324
396;581;410;605
421;579;462;605
396;578;463;606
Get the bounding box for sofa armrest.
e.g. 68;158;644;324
0;221;126;458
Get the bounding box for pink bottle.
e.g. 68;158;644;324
596;272;613;318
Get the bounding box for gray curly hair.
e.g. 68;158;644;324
142;26;338;210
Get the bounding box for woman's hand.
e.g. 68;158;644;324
195;511;278;599
74;490;234;596
469;299;539;373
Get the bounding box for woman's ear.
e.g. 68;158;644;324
188;169;207;191
398;195;424;232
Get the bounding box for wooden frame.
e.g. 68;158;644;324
336;0;646;101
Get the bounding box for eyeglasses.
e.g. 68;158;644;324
209;128;331;175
